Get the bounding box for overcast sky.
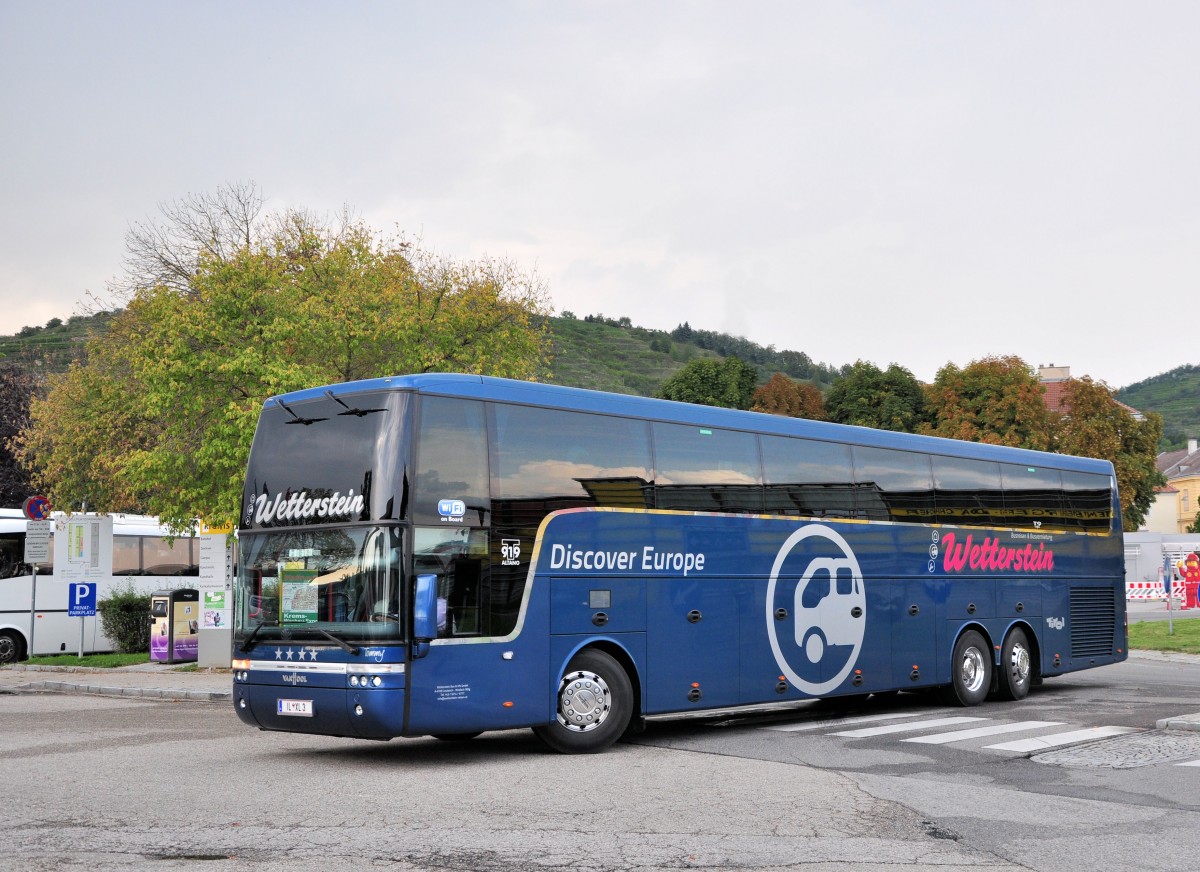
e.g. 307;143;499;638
2;1;1196;389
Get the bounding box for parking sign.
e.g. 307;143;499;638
68;583;97;617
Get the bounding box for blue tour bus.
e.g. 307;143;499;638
231;373;1126;753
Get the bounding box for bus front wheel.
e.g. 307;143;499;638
0;630;23;665
534;649;632;754
996;628;1033;701
943;629;992;707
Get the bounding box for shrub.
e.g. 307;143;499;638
97;582;152;654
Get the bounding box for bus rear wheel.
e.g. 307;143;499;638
942;629;991;707
996;628;1033;701
0;630;23;665
534;649;632;754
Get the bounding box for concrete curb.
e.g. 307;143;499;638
23;679;230;702
1155;713;1200;732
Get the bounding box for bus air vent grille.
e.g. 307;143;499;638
1069;586;1115;658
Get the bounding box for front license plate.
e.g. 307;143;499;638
277;698;314;717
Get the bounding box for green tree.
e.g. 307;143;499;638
18;196;552;531
1052;376;1165;532
825;361;926;432
659;356;757;410
750;373;825;420
0;367;37;505
921;355;1053;449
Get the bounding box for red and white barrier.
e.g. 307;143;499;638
1125;579;1185;601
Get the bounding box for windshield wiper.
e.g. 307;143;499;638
278;399;328;426
324;390;386;417
314;627;360;656
239;621;268;652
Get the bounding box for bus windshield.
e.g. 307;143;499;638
235;525;404;645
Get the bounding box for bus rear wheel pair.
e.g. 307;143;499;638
535;648;633;754
943;627;1033;706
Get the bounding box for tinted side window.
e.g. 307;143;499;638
1001;464;1064;529
0;533;26;577
143;536;198;576
113;537;142;575
932;456;1004;527
1061;470;1114;532
652;423;762;512
414;397;490;526
761;437;856;519
491;404;652;514
852;447;935;523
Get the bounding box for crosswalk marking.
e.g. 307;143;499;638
756;713;1189;766
763;711;931;733
984;725;1139;752
830;716;985;738
902;720;1066;745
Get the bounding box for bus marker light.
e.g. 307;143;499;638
502;651;514;660
354;705;364;716
503;701;514;708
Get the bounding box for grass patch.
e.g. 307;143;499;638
24;652;150;668
1128;618;1200;655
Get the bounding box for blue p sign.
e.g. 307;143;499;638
68;583;97;617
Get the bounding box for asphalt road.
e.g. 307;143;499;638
3;648;1200;871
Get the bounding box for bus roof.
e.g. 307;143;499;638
0;510;186;537
265;373;1114;476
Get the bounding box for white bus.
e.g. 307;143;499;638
0;509;200;663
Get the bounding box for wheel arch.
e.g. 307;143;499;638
946;621;994;670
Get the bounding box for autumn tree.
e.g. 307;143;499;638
824;361;926;432
659;356;758;410
1052;376;1165;531
0;367;37;506
750;373;825;419
921;355;1053;449
18;195;552;531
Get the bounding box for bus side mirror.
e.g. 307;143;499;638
412;573;437;658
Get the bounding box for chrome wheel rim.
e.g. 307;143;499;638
555;669;611;732
1008;642;1030;687
960;646;987;694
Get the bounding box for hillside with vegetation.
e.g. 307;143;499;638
4;308;1197;447
0;309;847;397
1117;365;1200;449
0;313;112;374
545;313;845;396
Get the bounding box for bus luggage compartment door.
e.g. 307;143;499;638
645;581;739;712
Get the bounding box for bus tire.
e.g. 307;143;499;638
534;648;633;754
996;627;1033;701
942;629;991;707
0;630;23;665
